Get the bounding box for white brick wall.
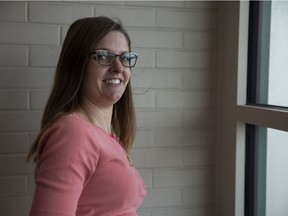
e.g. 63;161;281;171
0;1;219;216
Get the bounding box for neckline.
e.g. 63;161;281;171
70;112;121;144
69;112;131;164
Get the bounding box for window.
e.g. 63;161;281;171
217;2;288;215
245;1;288;216
248;0;288;108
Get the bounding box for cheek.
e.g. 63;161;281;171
81;72;100;96
124;69;131;82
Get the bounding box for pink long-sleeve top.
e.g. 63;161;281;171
29;113;147;216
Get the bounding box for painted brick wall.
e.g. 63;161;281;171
0;1;219;216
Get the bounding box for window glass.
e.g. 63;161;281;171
268;1;288;107
246;1;288;215
252;1;288;107
266;128;288;215
246;126;288;216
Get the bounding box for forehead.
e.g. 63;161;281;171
96;31;129;52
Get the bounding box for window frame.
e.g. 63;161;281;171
217;1;288;216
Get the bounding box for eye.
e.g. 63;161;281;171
97;51;109;60
121;53;133;61
121;56;129;62
121;52;138;67
122;53;129;59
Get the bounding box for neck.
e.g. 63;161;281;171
76;99;113;134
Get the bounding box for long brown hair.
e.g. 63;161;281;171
27;17;136;162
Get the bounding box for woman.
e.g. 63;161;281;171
27;17;147;216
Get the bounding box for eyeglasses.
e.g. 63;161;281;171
89;50;138;68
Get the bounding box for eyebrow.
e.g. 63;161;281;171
94;48;130;54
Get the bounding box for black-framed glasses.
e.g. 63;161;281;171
89;50;138;68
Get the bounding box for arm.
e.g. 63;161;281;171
29;116;99;216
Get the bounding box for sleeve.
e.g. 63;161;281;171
29;116;100;216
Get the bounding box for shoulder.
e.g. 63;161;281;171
38;113;100;161
35;113;101;186
50;112;92;133
43;112;104;141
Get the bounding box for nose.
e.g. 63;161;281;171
111;56;124;73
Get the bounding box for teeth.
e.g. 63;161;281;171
105;79;121;84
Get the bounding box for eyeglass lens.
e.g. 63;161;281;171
94;50;137;67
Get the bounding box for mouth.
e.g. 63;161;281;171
104;78;121;85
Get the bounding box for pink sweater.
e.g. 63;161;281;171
29;113;147;216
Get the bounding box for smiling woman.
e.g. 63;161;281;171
26;17;146;216
82;31;132;106
0;1;221;215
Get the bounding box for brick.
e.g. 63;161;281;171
131;69;182;89
0;111;42;132
0;196;32;216
0;46;28;66
142;188;181;208
138;209;151;216
156;91;210;108
28;175;35;195
184;32;216;49
126;1;184;8
0;176;27;196
152;207;213;216
0;68;53;88
154;168;213;187
183;71;213;89
183;146;214;166
156;9;217;29
92;1;124;6
154;129;208;147
133;91;155;108
0;155;34;175
136;110;182;128
130;149;183;168
30;132;38;145
132;49;154;68
60;25;69;44
137;169;153;188
128;30;182;48
30;47;61;67
0;23;59;45
182;186;214;205
134;130;153;148
184;1;219;9
210;88;218;107
95;7;154;27
29;3;93;24
0;133;29;153
0;2;26;22
30;89;50;110
0;90;28;110
183;108;212;129
156;50;212;69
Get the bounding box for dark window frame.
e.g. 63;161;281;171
245;1;271;216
